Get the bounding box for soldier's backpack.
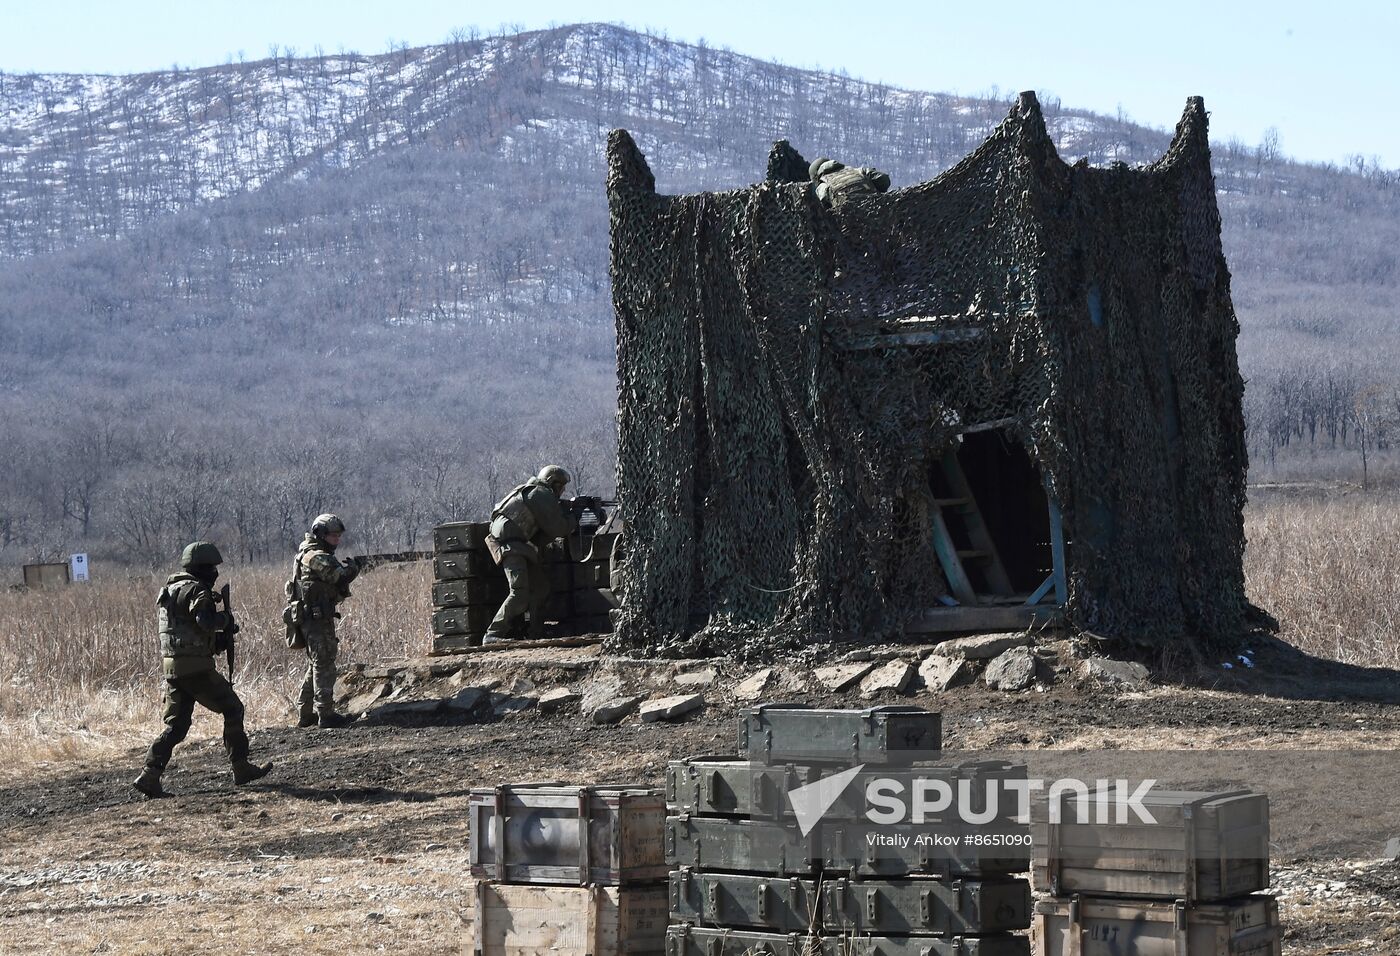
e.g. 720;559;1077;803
282;555;307;650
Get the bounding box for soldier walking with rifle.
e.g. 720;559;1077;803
290;513;361;728
132;541;271;798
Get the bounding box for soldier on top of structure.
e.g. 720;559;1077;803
809;157;892;206
483;465;578;644
292;513;360;729
132;541;271;798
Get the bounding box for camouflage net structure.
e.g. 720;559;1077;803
606;92;1254;657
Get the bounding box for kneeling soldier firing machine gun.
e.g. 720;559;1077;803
483;466;612;644
132;541;271;798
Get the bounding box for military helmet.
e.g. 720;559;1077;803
809;157;841;181
312;513;346;537
180;541;223;567
537;465;572;488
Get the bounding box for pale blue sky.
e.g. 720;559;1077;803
2;0;1395;168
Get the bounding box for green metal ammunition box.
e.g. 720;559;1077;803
822;821;1030;878
666;815;819;876
668;868;818;933
739;706;941;765
432;579;507;609
433;606;495;636
434;551;498;581
433;521;491;553
666;925;1029;956
821;877;1031;935
665;757;822;818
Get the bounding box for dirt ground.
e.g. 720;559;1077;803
2;636;1398;954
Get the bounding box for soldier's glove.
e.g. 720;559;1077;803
215;633;230;653
341;558;361;583
222;612;241;636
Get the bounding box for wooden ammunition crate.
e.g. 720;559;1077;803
1033;789;1269;902
470;785;668;885
1033;895;1281;956
434;521;491;553
469;881;668;956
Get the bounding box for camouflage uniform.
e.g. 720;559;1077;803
810;157;892;206
294;533;356;723
485;472;576;641
134;542;270;797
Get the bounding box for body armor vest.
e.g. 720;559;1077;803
296;537;342;614
157;573;216;660
492;482;542;540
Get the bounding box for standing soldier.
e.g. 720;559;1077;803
483;466;577;643
132;542;271;798
294;513;360;729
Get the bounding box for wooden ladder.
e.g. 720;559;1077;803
930;450;1014;606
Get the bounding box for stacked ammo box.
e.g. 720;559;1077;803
430;521;502;653
429;519;620;654
1031;788;1281;955
467;783;671;956
666;705;1034;956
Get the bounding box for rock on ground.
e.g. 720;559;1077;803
445;687;487;711
934;633;1034;661
538;687;582;713
674;668;717;688
814;662;874;692
591;695;643;725
984;646;1038;691
918;655;972;692
1082;657;1151;686
732;668;774;702
860;660;916;697
639;694;705;723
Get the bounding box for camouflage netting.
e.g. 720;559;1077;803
606;92;1254;657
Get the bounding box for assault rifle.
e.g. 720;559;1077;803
562;495;615;528
218;583;238;684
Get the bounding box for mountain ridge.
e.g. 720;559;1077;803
1;22;1396;565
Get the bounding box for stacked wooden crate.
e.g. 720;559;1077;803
429;520;620;654
1031;789;1281;955
467;784;671;956
665;705;1034;956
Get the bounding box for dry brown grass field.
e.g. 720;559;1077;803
0;562;433;774
1;489;1396;773
2;492;1399;954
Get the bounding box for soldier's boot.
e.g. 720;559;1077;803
232;760;273;785
132;769;172;799
296;711;318;729
317;711;353;729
